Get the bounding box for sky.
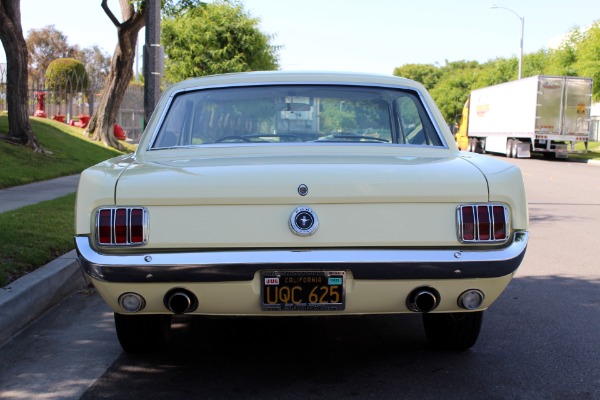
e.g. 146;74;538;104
1;0;599;76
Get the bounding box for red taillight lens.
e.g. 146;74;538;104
96;207;147;246
460;206;475;241
114;208;128;244
98;209;113;244
477;206;491;241
130;208;145;243
492;205;507;241
458;204;509;243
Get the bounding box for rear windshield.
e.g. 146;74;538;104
150;85;444;148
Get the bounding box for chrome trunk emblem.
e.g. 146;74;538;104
289;207;319;236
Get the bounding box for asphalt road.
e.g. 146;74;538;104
1;156;599;400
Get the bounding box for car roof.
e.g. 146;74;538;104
166;70;426;93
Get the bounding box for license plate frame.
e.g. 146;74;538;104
261;270;346;311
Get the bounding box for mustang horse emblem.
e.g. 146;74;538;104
289;207;319;236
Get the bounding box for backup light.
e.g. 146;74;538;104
119;292;146;313
97;207;148;246
458;204;508;243
458;290;485;310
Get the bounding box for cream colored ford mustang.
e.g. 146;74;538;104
75;71;528;353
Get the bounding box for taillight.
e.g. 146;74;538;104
96;207;148;246
457;204;509;243
98;209;113;244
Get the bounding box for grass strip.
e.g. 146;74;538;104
567;141;600;161
0;116;134;189
0;193;75;287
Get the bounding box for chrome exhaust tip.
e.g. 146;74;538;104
407;287;440;313
164;289;198;314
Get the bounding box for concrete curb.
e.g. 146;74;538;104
0;250;86;345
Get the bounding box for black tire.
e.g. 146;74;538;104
114;313;172;353
473;138;484;154
506;139;514;158
422;311;483;351
511;139;520;158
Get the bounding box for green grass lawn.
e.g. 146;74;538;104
0;115;134;188
569;141;600;161
0;194;76;287
0;115;135;286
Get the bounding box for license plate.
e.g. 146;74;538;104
261;271;346;311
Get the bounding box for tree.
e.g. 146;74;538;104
0;0;44;152
429;61;482;124
393;64;441;90
522;50;548;78
475;58;518;88
573;23;600;101
68;45;111;92
162;0;279;82
85;0;145;150
77;46;111;116
163;0;206;17
26;25;77;86
545;28;581;77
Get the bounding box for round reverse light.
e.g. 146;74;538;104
118;293;146;313
458;290;484;310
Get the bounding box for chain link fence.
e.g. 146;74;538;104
0;64;145;143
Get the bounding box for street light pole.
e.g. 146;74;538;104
491;5;524;79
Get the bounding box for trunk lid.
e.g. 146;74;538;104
114;149;489;248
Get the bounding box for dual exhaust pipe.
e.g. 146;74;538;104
407;287;440;313
167;287;440;314
164;289;198;314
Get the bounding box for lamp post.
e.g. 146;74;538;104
491;5;524;79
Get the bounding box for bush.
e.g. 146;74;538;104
45;58;89;93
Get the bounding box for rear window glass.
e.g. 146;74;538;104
151;85;443;148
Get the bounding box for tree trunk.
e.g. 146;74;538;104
0;0;44;153
85;0;145;150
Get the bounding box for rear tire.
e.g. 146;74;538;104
506;139;514;157
423;311;483;350
114;313;172;353
511;139;520;158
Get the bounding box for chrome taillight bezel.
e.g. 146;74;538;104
457;204;510;244
95;207;149;246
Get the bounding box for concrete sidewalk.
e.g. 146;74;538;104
0;174;80;213
0;175;86;345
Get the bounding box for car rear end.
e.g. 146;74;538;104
75;72;528;352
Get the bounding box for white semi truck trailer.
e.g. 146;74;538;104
455;75;593;159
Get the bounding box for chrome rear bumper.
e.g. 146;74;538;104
75;232;528;283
